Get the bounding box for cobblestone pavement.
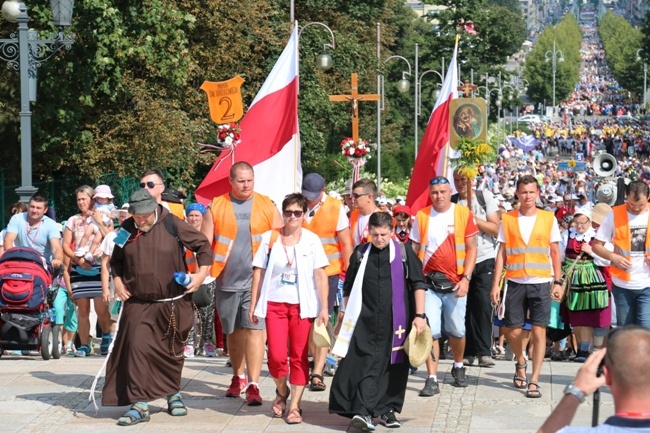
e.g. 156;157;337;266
0;350;613;433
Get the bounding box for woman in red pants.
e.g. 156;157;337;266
249;193;329;425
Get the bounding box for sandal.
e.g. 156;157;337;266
117;402;150;426
513;362;528;389
526;381;542;398
286;407;303;424
272;388;290;418
167;393;188;416
309;374;326;392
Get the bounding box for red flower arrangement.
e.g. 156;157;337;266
340;138;373;159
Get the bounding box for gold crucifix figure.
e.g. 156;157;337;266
329;73;380;143
458;80;478;98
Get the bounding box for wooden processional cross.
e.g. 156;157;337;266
329;73;380;143
458;80;478;98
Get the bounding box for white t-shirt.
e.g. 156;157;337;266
410;205;455;264
252;233;330;305
497;211;562;284
595;209;650;290
353;213;372;247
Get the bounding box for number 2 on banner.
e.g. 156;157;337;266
201;75;245;124
219;97;235;121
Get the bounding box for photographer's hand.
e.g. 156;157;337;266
574;349;608;396
537;349;608;433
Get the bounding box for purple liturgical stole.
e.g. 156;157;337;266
390;239;407;364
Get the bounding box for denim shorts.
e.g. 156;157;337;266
424;288;467;339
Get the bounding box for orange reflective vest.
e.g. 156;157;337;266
165;201;186;220
349;209;374;246
185;249;197;273
611;204;650;282
302;195;345;276
415;204;470;275
502;209;554;279
208;192;277;278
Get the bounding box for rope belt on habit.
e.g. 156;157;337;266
89;293;189;411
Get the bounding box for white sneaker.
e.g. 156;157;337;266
183;345;195;358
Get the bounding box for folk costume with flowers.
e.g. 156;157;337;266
564;226;611;329
564;227;610;314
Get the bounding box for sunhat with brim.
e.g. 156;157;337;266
591;203;612;225
93;184;114;199
312;318;334;349
404;324;432;367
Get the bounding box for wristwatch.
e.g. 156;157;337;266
414;313;427;319
563;383;586;403
554;279;564;286
464;274;472;282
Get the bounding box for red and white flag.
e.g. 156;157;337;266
405;38;459;213
196;26;301;207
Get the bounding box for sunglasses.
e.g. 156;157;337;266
140;181;162;189
429;177;450;185
283;210;304;218
352;192;370;199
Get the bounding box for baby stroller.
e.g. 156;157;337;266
0;247;58;360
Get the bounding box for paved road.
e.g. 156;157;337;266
0;350;613;433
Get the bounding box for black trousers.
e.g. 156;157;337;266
464;258;495;357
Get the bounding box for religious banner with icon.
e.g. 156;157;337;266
448;98;487;149
201;75;245;123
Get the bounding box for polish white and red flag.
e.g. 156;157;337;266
196;25;301;207
405;38;459;213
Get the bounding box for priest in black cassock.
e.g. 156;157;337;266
329;212;427;431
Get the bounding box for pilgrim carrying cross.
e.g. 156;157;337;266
458;80;478;98
329;73;380;143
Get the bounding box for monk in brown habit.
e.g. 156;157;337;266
102;188;212;426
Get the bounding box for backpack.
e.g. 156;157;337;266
0;247;53;310
451;190;497;247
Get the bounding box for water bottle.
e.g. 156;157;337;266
174;272;191;286
48;307;56;323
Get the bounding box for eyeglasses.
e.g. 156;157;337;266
429;177;450;185
283;210;304;218
574;220;590;227
140;181;163;189
352;193;370;199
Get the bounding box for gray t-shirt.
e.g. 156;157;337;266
217;195;253;292
455;189;499;264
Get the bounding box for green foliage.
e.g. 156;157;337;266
0;0;531;195
601;11;643;99
523;14;582;105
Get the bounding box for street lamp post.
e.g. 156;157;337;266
0;0;75;203
637;49;647;110
414;42;445;160
297;21;335;71
377;48;412;192
545;40;564;119
376;23;411;193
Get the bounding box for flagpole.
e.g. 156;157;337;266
294;21;300;192
442;35;461;179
